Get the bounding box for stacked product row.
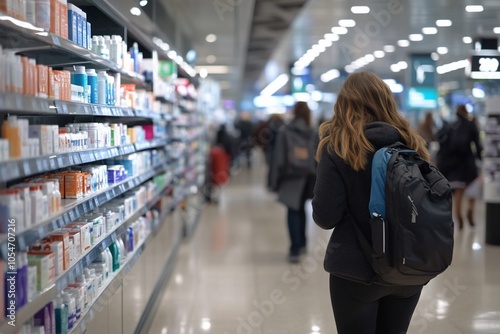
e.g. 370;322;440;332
0;117;158;160
7;209;157;333
2;177;162;315
0;150;161;232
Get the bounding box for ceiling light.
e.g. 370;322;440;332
409;34;423;41
139;0;148;6
206;55;216;64
463;36;473;44
167;50;177;59
436;59;468;74
206;34;217;43
383;45;395;52
436;20;452;27
325;33;340;41
494;27;500;34
345;65;354;73
199;68;208;78
319;39;332;48
261;74;289;96
465;5;483;12
194;65;230;74
320;69;340;83
339;19;356;27
331;27;348;35
397;40;410;47
437;47;449;54
351;6;370;14
373;50;385;58
398;61;408;69
130;7;141;16
364;54;375;62
390;64;401;72
431;52;440;61
422;27;438;34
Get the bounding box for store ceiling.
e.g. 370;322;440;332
165;0;500;106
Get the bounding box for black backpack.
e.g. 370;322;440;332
283;128;316;177
354;143;454;285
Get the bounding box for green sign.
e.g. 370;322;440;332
159;61;177;79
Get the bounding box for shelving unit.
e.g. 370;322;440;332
0;0;209;330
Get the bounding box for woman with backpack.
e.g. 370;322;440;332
437;105;482;229
269;102;316;263
313;72;431;334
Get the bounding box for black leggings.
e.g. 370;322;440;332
330;275;423;334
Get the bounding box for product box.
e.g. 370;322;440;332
34;302;54;334
67;4;78;44
28;253;55;291
28;266;37;301
49;241;63;276
50;0;60;36
60;0;68;39
29;125;51;155
64;172;83;199
67;222;92;251
50;232;70;270
63;231;82;261
81;11;87;49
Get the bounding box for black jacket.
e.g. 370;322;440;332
312;122;402;284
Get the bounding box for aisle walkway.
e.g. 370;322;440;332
149;154;500;334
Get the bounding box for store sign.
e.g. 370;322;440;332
406;87;438;109
410;54;436;87
159;61;177;79
290;65;312;94
469;55;500;79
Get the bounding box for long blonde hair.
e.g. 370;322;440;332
316;72;430;171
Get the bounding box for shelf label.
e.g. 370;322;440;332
49;158;56;170
22;161;31;175
83;105;92;115
55;101;69;114
69;210;76;222
51;35;61;46
80;151;92;164
73;153;82;165
57;156;64;168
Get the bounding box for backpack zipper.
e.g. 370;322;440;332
373;213;386;254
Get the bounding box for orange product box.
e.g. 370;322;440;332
50;0;60;36
59;0;68;39
64;172;83;199
22;57;30;96
48;68;55;99
50;231;70;270
82;173;91;196
36;65;49;99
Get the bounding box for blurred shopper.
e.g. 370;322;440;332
269;102;316;263
417;111;436;147
313;72;429;334
437;105;482;229
235;111;254;168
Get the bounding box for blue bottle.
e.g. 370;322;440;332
72;66;88;103
86;69;98;104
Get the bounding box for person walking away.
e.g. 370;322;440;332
437;105;482;229
235;111;254;168
313;72;430;334
269;102;316;263
417;111;436;147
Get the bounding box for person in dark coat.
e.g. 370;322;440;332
437;105;482;229
313;72;430;334
235;112;254;168
269;102;316;263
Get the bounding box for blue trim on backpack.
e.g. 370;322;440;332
369;148;392;219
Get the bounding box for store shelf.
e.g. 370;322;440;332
0;138;169;183
0;182;174;334
0;162;169;257
0;16;144;84
69;201;178;334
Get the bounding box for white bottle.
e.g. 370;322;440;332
62;292;76;330
29;185;45;224
97;71;107;105
83;268;95;302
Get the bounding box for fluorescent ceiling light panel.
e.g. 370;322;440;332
397;40;410;47
494;27;500;34
261;74;289;96
431;52;440;61
436;19;452;27
422;27;438;34
398;61;408;69
139;0;148;6
383;45;395;52
319;39;332;47
409;34;423;41
331;27;348;35
437;47;449;54
320;69;340;83
462;36;473;44
194;65;230;74
345;65;354;73
364;54;375;62
351;6;370;14
199;68;208;78
390;64;401;72
339;19;356;27
373;50;385;58
325;33;340;41
465;5;483;12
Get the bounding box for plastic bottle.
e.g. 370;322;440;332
108;242;120;272
86;69;98;104
62;292;75;330
54;295;68;334
72;66;88;103
29;186;45;224
107;76;115;106
130;42;139;73
97;71;107;105
51;179;61;214
74;275;89;310
83;268;94;303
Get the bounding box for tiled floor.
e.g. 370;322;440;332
148;153;500;334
